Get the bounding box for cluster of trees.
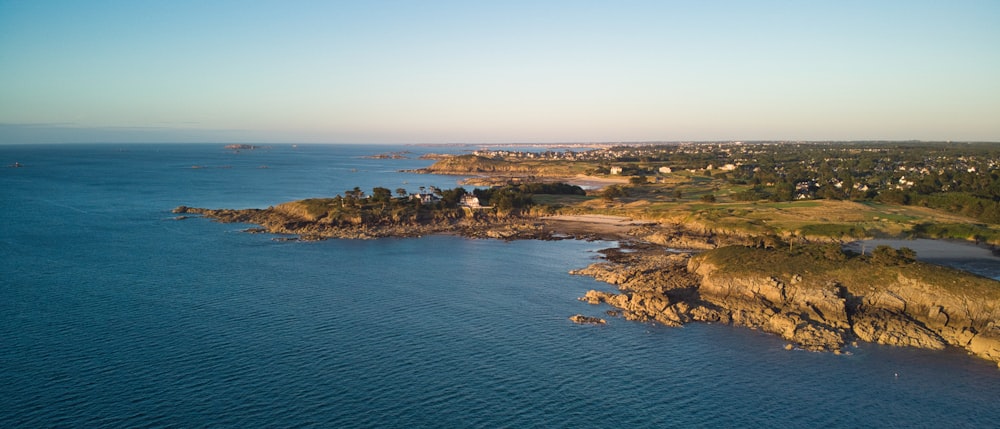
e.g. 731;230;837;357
332;182;585;214
873;177;1000;224
473;182;586;210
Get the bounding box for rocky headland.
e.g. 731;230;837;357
173;193;1000;368
173;204;552;241
409;154;546;175
573;242;1000;367
174;201;736;244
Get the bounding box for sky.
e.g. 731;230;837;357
1;0;998;144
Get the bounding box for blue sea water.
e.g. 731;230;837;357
2;143;1000;428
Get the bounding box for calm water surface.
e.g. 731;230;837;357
2;144;999;428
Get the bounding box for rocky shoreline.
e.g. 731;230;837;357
173;205;554;240
173;204;1000;368
173;203;736;244
571;242;1000;367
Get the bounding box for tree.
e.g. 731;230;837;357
371;187;392;203
601;185;625;201
344;186;364;199
439;187;467;208
395;188;407;198
772;181;794;202
877;189;910;205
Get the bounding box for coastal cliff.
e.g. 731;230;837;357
574;244;1000;366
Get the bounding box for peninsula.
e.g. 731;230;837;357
177;141;1000;367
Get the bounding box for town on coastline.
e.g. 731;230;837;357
176;141;1000;367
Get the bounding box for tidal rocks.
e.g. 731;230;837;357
580;290;685;326
569;314;607;325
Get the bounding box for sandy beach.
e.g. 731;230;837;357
540;214;653;240
563;174;627;190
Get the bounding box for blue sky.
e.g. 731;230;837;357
1;0;998;144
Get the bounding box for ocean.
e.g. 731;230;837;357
2;143;999;428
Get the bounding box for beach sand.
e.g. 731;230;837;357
563;175;627;190
540;214;652;240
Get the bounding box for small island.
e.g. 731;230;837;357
224;144;266;151
364;151;412;159
177;141;1000;367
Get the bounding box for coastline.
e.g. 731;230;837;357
175;205;662;242
175;201;1000;368
11;142;1000;427
455;174;627;190
572;240;1000;367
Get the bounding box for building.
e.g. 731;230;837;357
459;194;482;208
412;193;440;205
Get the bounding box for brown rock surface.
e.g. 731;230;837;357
574;243;1000;364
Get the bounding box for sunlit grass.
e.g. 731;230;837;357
551;174;1000;245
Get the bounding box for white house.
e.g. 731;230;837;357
459;194;482;208
412;193;440;204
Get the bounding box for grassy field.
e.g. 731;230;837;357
423;155;1000;244
541;171;1000;245
697;243;1000;297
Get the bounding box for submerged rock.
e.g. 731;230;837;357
569;314;607;325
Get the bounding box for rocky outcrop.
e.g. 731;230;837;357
689;262;851;352
569;314;607;325
173;205;555;241
408;154;580;179
175;200;1000;367
412;155;539;175
574;244;1000;366
581;290;689;327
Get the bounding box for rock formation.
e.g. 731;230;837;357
173;205;567;241
574;244;1000;367
174;201;1000;367
569;314;607;325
